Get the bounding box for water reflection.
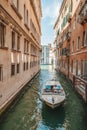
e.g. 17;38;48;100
40;104;65;130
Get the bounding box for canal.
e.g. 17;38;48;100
0;65;87;130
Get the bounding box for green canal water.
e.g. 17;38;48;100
0;65;87;130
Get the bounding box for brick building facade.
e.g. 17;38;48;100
54;0;87;101
0;0;42;115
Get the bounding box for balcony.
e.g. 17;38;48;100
66;31;71;41
58;40;63;48
56;44;59;49
78;1;87;25
62;48;70;56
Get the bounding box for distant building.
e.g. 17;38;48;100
41;45;49;64
0;0;42;115
54;0;87;102
41;44;54;65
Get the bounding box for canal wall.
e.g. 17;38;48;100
0;69;40;117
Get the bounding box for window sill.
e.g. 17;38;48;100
24;52;29;55
11;3;22;20
17;72;20;74
16;50;21;53
0;46;8;50
11;75;15;77
75;49;80;52
31;53;37;56
11;49;21;53
11;49;17;52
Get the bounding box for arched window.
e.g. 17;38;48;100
24;4;26;23
27;10;28;24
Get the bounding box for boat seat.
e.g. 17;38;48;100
56;85;61;90
45;85;51;92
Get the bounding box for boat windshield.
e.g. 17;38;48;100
46;85;51;89
45;84;61;92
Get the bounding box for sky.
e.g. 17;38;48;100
41;0;63;45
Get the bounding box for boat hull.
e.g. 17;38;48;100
40;96;65;109
45;100;65;109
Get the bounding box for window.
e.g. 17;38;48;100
26;62;28;70
76;60;78;75
81;60;83;75
24;39;26;53
24;4;26;23
27;41;29;52
81;60;87;78
12;31;15;49
72;41;74;52
73;15;76;29
81;60;87;80
17;63;20;73
27;10;28;24
0;23;6;47
11;64;15;76
24;39;29;53
23;62;26;71
71;60;73;73
0;66;3;81
17;35;20;51
77;36;80;50
17;0;19;11
83;60;87;77
82;31;87;47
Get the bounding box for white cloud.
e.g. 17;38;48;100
42;6;50;19
41;0;63;45
42;0;62;25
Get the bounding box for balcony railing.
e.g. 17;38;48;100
78;1;87;25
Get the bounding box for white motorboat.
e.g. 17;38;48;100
40;81;66;109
